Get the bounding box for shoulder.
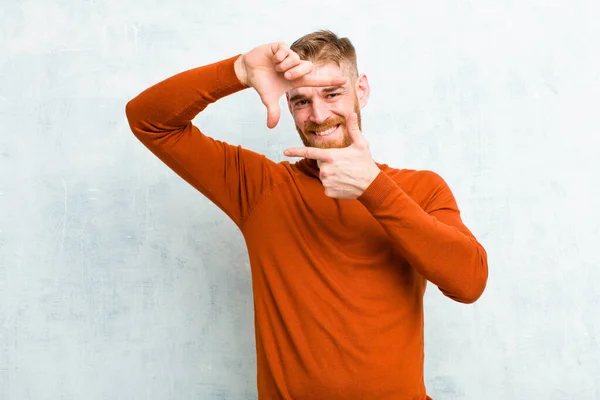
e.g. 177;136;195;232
378;164;447;192
377;164;456;211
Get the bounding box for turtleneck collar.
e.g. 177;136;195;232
293;158;320;178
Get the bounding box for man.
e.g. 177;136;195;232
126;30;488;400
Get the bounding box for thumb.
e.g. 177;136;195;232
262;95;281;129
346;112;362;144
262;97;280;129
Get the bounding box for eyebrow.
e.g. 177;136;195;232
289;86;345;103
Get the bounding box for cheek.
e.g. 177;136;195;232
292;111;309;127
341;97;357;110
329;98;354;115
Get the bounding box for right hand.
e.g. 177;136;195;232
234;42;347;129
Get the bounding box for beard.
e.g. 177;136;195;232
295;100;362;150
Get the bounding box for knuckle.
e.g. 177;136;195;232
273;41;288;51
321;167;335;177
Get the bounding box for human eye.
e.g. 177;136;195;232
295;100;309;107
326;93;340;99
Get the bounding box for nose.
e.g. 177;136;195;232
309;98;329;125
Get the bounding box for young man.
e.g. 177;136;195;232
126;30;488;400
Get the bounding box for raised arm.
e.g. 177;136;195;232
125;43;347;228
125;55;271;228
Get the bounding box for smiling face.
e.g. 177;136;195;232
286;62;370;149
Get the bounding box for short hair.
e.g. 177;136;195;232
290;30;358;78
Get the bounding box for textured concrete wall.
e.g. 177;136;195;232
1;0;599;398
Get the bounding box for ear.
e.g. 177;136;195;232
355;73;370;109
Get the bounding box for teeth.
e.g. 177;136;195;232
314;125;338;136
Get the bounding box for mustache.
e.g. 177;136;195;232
304;117;346;132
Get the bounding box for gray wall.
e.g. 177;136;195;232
1;0;599;399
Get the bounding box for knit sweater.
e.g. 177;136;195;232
125;54;488;400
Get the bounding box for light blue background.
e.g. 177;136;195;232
1;0;599;398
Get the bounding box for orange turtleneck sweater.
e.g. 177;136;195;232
125;54;488;400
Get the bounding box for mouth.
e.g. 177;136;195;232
309;124;341;139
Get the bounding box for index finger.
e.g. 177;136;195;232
284;146;333;161
291;74;347;88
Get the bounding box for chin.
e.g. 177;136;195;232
309;141;346;149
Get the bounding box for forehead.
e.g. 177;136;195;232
288;62;347;97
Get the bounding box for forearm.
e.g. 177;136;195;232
125;55;247;138
358;171;488;303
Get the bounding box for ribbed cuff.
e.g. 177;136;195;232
214;54;250;98
357;170;402;211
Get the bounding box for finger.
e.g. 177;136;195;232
271;43;291;64
345;112;363;144
291;74;347;88
275;52;301;73
284;146;333;161
283;60;313;80
262;94;281;129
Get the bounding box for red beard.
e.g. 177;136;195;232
295;101;361;149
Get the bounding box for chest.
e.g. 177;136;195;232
250;177;394;257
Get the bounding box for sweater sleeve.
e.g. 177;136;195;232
357;170;488;303
125;55;280;229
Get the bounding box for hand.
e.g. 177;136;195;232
284;113;381;200
234;42;347;129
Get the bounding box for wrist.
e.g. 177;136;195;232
361;163;381;192
234;54;249;87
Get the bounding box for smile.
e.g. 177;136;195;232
312;124;340;137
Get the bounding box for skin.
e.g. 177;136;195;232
234;42;381;200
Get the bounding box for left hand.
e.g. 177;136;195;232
284;113;381;199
